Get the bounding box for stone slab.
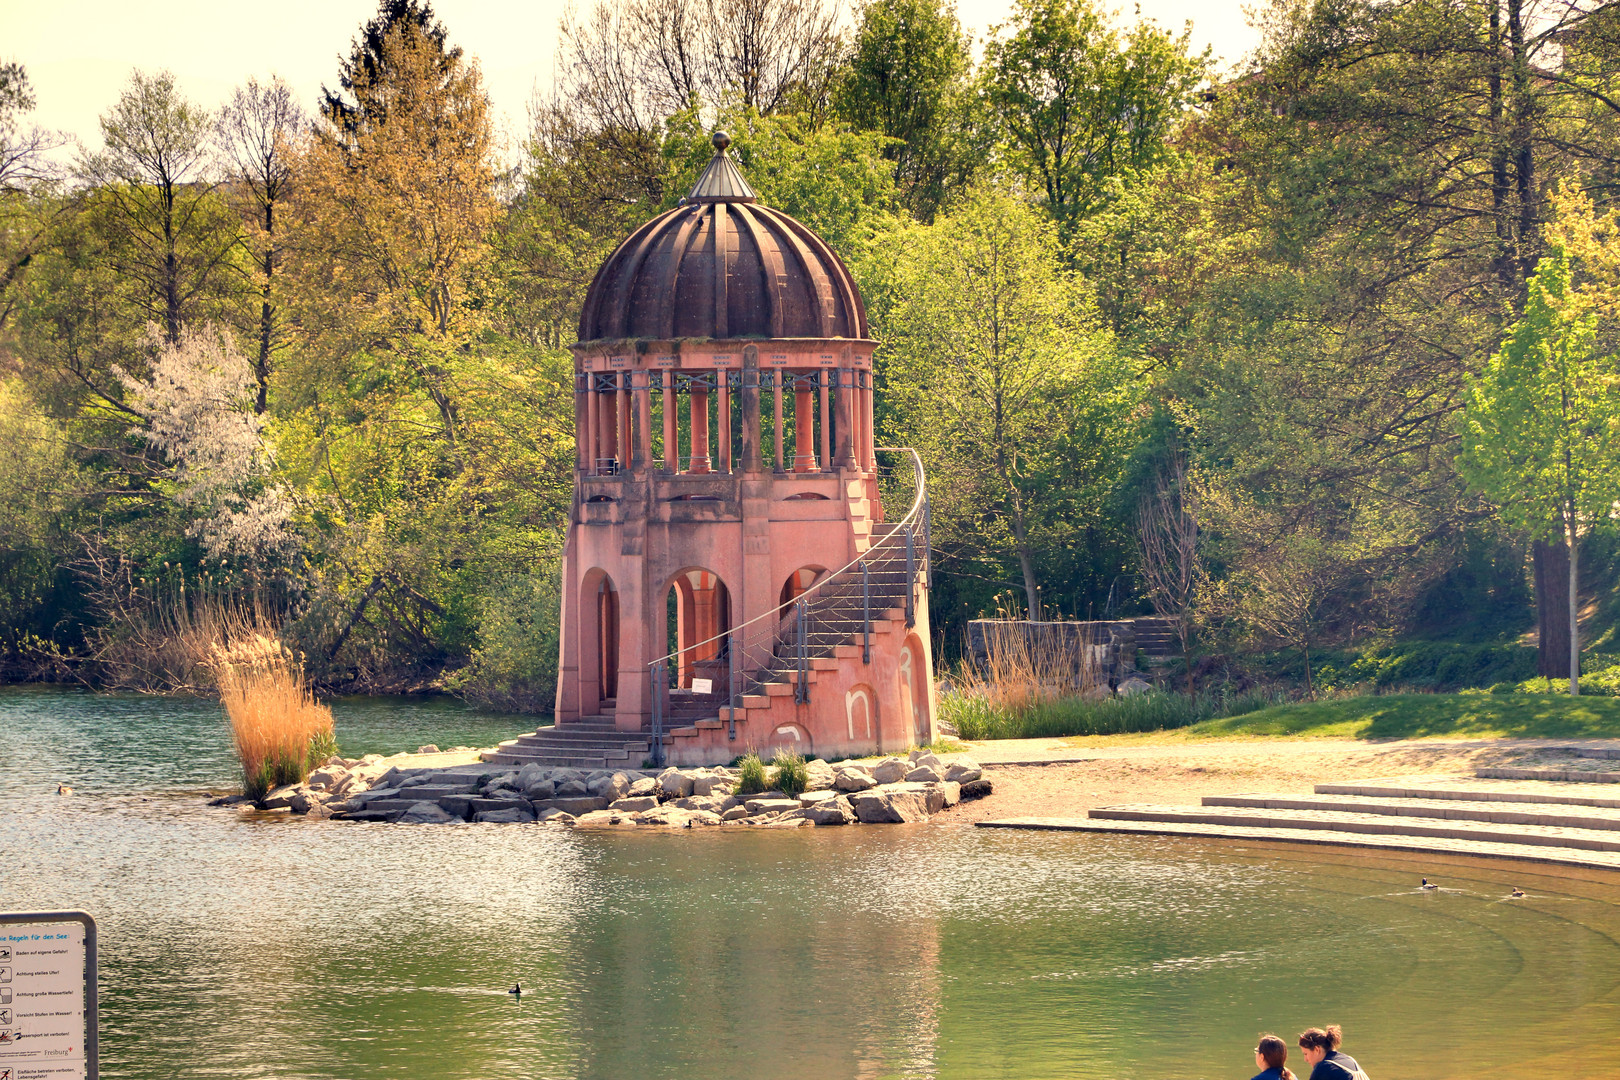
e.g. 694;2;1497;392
1088;804;1620;853
975;817;1620;872
1205;793;1620;831
1316;777;1620;808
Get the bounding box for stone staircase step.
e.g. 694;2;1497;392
1205;793;1620;832
1478;767;1620;783
1088;804;1620;853
977;817;1620;872
1317;776;1620;808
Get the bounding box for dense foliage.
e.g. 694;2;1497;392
5;0;1620;706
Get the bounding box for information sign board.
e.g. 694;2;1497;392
0;912;96;1080
690;678;713;694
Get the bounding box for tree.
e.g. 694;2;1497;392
0;62;66;334
77;70;241;344
1242;0;1620;677
218;75;306;414
983;0;1208;241
1137;450;1199;687
834;0;980;220
876;188;1125;618
1459;240;1620;693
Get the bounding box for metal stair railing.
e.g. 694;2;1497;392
645;448;930;765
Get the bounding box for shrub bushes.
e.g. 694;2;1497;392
771;749;809;796
735;751;768;794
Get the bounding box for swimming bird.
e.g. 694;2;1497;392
1511;887;1525;898
1422;878;1439;890
56;783;72;796
508;983;522;997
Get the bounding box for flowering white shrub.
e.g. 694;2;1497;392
119;324;295;560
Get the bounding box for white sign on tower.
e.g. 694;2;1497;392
0;912;97;1080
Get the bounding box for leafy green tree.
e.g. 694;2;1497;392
834;0;980;220
983;0;1207;241
1459;243;1620;693
77;70;243;345
873;187;1133;619
1240;0;1620;675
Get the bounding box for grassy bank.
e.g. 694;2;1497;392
943;688;1281;740
1176;693;1620;741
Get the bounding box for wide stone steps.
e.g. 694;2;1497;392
1089;804;1620;853
978;771;1620;871
1202;793;1620;832
483;715;654;768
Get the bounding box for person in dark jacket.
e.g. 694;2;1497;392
1250;1034;1295;1080
1297;1026;1363;1080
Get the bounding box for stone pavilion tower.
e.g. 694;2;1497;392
502;133;936;769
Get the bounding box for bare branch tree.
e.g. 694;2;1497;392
218;75;306;414
1137;453;1200;690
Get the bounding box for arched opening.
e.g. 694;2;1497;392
779;566;828;608
665;568;731;689
580;569;620;711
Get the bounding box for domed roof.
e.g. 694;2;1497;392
577;132;870;345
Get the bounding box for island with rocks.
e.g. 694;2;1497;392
212;748;992;828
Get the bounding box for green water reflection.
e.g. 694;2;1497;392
3;690;1618;1079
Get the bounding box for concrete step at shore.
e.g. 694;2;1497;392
1205;793;1620;832
508;731;651;749
979;817;1620;872
483;750;619;768
1089;804;1620;853
1318;777;1620;808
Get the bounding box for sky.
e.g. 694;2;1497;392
3;0;1262;161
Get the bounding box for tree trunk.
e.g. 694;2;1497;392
1534;539;1571;678
1568;524;1581;696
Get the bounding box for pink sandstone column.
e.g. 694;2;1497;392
793;377;816;472
690;383;711;473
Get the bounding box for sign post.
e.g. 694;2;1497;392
0;912;97;1080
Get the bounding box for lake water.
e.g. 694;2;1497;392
3;687;1618;1079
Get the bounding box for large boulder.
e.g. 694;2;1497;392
904;764;944;783
658;769;695;799
834;766;877;793
574;809;630;827
524;778;556;801
554;778;590;799
692;773;733;797
517;763;548;788
910;752;944;772
1118;676;1153;696
805;796;856;825
931;781;961;808
610;796;660;813
535;808;576;824
533;796;610;815
306;766;347;792
803;759;837;791
720;805;750;822
674;795;729;814
627;776;659;797
849;788;931;824
798;789;841;807
745;797;802;816
399;801;456;824
589;772;632;802
871;757;908;784
959;778;993;800
474;807;536;823
945;760;982;784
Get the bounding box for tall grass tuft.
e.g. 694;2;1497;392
771;749;809;797
735;751;768;795
211;635;337;800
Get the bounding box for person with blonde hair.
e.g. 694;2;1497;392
1249;1034;1295;1080
1297;1025;1368;1080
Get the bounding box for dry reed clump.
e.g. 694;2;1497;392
952;624;1103;714
211;635;337;800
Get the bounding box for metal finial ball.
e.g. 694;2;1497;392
711;130;731;152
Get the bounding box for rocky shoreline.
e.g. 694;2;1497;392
210;749;992;827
